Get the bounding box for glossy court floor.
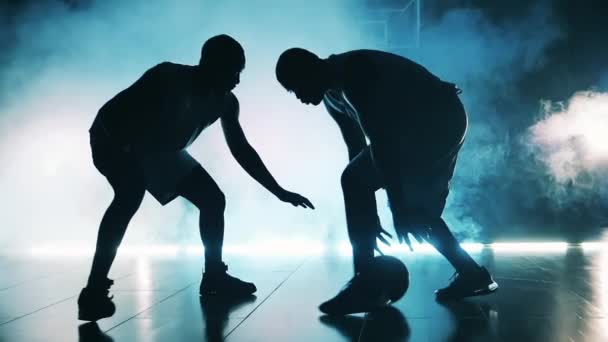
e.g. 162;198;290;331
0;244;607;342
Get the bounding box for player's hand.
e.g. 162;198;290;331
388;197;429;251
277;190;315;209
374;223;393;255
395;220;429;252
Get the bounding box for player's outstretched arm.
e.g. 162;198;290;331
220;93;314;209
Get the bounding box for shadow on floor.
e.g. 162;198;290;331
320;300;493;342
320;306;410;341
78;322;114;342
440;300;492;342
200;294;257;342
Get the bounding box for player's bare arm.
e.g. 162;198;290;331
220;92;314;209
343;70;426;250
323;96;367;161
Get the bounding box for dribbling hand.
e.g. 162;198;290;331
278;190;315;209
374;224;393;254
395;223;428;252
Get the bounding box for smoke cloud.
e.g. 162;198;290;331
0;0;605;252
530;91;608;182
523;91;608;231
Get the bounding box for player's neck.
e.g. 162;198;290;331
192;66;214;96
325;57;345;92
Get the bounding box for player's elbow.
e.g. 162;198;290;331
341;166;360;191
228;139;252;159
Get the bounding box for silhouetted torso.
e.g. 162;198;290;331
324;50;466;152
91;62;224;152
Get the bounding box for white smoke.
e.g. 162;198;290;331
0;0;379;251
529;91;608;183
0;0;575;251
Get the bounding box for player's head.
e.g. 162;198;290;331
276;48;329;105
199;34;245;92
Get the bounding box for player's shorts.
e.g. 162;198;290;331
395;139;462;221
390;90;467;221
136;150;200;204
397;88;468;219
89;124;199;205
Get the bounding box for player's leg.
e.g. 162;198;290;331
341;147;384;274
79;142;145;321
319;148;388;315
413;153;498;301
426;214;498;300
177;166;225;272
408;94;497;301
176;166;256;297
427;216;497;302
428;216;479;275
87;176;145;284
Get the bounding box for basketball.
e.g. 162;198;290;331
371;255;410;302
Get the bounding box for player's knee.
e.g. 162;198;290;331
340;167;358;190
112;188;144;216
196;188;226;215
212;189;226;213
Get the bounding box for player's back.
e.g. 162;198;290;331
338;50;444;102
336;50;466;154
90;62;194;146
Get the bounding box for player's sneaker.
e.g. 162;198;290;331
78;278;116;321
435;266;498;302
199;263;257;297
319;273;390;315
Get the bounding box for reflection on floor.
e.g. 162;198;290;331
0;245;606;341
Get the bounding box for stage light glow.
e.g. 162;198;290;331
223;239;327;256
581;242;608;252
279;240;530;257
377;241;437;254
184;245;205;256
27;244;94;257
601;251;608;336
19;240;605;257
337;242;352;257
461;243;485;253
26;244;180;257
490;242;568;253
120;245;180;257
135;257;153;290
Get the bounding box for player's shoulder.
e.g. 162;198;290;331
223;91;238;106
221;92;239;118
336;51;377;106
145;61;189;76
334;50;373;72
339;50;378;86
135;62;193;89
342;49;421;72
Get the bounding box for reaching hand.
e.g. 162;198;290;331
374;224;393;255
388;196;430;251
395;222;429;252
278;190;315;209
